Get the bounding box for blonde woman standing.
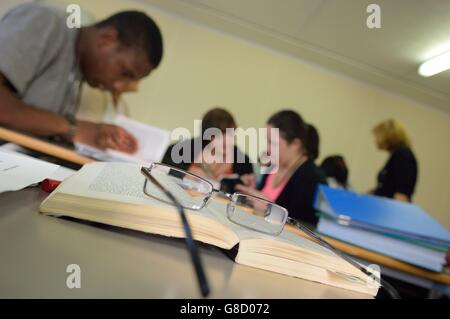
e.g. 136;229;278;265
371;119;418;202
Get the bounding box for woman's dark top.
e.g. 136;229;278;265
258;159;327;226
375;145;418;201
161;138;254;176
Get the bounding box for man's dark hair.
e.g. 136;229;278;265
96;11;163;68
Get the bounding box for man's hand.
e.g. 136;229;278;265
75;120;138;154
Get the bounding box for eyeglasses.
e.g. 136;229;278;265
142;163;289;235
140;163;401;299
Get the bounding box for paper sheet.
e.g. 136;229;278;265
108;115;171;162
75;115;171;165
0;150;60;193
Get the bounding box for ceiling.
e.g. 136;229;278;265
139;0;450;113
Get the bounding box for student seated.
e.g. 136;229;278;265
162;108;254;188
370;119;418;202
320;155;349;189
236;110;327;227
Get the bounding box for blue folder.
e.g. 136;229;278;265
314;185;450;248
317;217;447;271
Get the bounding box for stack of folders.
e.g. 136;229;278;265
314;185;450;272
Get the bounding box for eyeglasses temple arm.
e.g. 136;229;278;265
144;171;210;297
286;217;400;299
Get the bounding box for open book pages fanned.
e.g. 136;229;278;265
39;162;379;296
75;115;170;164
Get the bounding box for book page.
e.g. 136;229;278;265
41;162;240;250
52;162;217;221
75;116;171;165
107;115;171;163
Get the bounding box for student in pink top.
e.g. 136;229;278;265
260;170;289;202
236;111;327;226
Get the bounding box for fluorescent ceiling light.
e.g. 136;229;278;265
418;50;450;77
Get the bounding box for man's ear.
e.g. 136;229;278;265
97;26;119;49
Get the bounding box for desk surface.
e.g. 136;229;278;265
0;188;367;299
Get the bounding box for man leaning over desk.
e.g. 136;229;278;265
0;3;163;153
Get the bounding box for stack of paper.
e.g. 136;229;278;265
314;185;450;272
0;150;64;193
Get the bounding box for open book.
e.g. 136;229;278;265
39;162;379;296
75;115;171;164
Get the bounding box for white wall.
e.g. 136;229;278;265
2;0;450;227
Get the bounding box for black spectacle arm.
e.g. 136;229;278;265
142;169;210;297
287;218;401;299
